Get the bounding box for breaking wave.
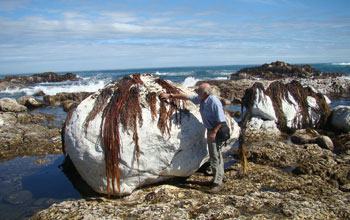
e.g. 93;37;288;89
332;62;350;66
0;76;110;96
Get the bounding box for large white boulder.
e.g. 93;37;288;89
65;74;240;196
331;105;350;132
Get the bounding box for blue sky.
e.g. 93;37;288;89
0;0;349;74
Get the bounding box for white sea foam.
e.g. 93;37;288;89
1;79;109;96
182;77;200;87
332;62;350;66
154;71;195;76
213;76;229;80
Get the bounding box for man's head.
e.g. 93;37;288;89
196;83;212;100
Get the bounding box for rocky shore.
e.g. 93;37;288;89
1;64;350;219
30;140;350;219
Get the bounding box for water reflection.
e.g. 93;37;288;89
0;155;81;220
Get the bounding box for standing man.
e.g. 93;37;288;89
160;83;226;193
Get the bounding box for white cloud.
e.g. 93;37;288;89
0;1;349;73
0;0;30;11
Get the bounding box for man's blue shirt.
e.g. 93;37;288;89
189;95;226;129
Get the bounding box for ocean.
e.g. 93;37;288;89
0;63;349;99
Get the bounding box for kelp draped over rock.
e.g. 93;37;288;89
82;74;186;197
241;80;331;133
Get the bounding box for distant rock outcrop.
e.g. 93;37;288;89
64;74;240;196
231;61;346;80
0;72;81;85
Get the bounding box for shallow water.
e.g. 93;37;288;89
27;106;67;127
0;154;81;220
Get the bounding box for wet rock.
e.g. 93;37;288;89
331;105;350;133
0;72;81;85
231;61;346;80
5;190;32;205
0;97;27;112
17;95;46;109
316;135;334;151
65;74;240;196
0;112;62;162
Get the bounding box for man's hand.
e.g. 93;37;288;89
209;131;216;141
159;93;170;101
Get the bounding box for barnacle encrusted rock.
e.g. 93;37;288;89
64;74;240;196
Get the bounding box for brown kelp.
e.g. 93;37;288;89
99;74;144;197
84;87;114;134
155;78;185;135
146;92;157;122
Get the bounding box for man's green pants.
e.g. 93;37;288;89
207;129;224;185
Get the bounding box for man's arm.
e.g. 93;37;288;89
159;93;190;100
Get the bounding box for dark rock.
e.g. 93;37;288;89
230;61;346;80
0;97;27;112
0;72;82;85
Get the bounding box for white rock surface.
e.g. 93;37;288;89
245;117;281;141
65;74;240;195
251;88;277;121
281;92;300;128
331;105;350;132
